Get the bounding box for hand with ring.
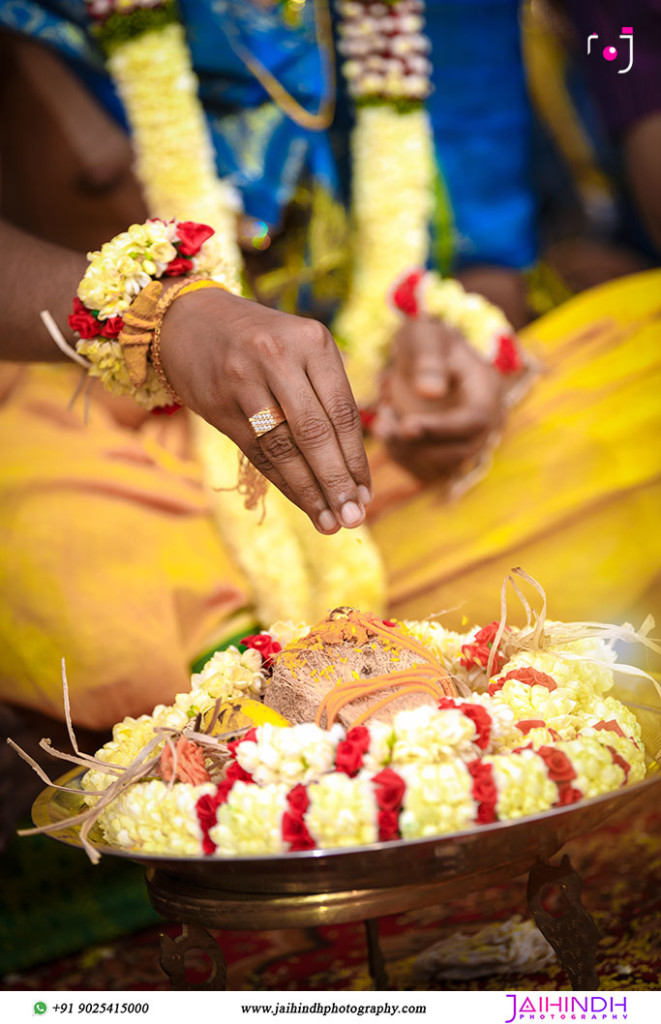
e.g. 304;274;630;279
158;287;372;533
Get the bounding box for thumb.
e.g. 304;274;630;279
407;320;451;400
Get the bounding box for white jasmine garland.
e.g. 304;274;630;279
584;729;646;782
390;705;480;764
190;647;265;702
399;620;472;673
236;722;344;786
490;680;577;726
489;751;558;820
98;779;215;854
552;738;626;798
398;761;475;839
210;781;289;856
361;719;395;772
305;771;379;848
334;104;434;404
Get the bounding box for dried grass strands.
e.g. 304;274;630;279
10;679;251;862
5;739;109;797
487;569;661;703
17;733;166;864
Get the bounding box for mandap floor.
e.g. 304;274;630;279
1;791;659;992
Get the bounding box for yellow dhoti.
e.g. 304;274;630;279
0;271;659;728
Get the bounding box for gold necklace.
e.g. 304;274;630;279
226;0;336;132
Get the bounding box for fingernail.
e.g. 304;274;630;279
340;501;364;527
318;509;338;532
357;484;373;505
401;419;424;439
417;376;446;396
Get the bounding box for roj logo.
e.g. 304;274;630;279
587;27;633;73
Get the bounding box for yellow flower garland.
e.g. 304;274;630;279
334;104;434;403
103;9;387;625
108;22;243;283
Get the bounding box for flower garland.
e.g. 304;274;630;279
333;0;435;403
83;0;387;626
94;0;243;280
73;608;652;858
69;218;232;408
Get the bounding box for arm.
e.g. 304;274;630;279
0;217;86;361
0;216;372;533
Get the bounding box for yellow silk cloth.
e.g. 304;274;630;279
0;366;253;728
0;270;659;728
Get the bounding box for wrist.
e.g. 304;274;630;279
153;278;232;406
61;219;234;410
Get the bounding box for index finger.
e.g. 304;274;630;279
304;329;373;500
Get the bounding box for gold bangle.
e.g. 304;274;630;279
150;278;229;406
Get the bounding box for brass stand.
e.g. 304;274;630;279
527;856;600;990
147;854;600;991
160;924;227;991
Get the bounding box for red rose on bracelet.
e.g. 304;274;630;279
164;256;194;276
176;221;215;256
493;334;523;374
391;269;425;317
99;316;124;339
68;298;101;339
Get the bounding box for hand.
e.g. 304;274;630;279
374;318;506;482
159;287;372;533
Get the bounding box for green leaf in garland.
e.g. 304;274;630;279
355;96;425;115
94;0;180;55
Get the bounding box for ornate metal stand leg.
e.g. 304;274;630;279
159;923;228;991
527;855;600;990
364;918;389;989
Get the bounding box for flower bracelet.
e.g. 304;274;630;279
391;269;526;376
61;219;232;410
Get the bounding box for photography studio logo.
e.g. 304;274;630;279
587;26;634;73
504;994;629;1022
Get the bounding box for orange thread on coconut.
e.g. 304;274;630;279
278;610;457;730
314;663;456;729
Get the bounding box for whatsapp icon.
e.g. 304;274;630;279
33;1003;47;1015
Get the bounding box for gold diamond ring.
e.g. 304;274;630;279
248;405;287;438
